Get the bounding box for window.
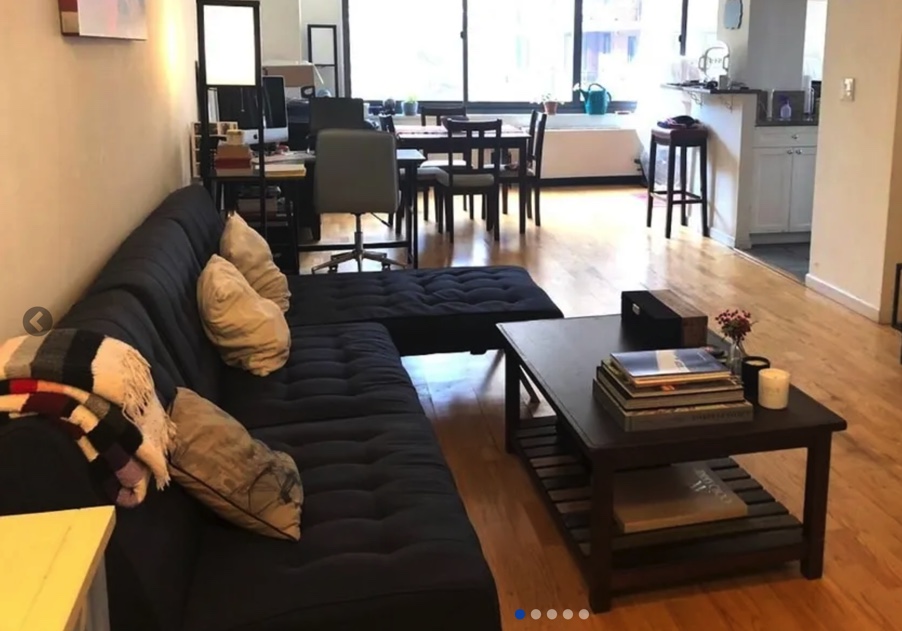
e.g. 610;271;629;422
345;0;699;108
467;0;574;102
684;0;720;60
346;0;463;102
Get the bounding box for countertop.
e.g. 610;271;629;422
662;83;763;96
756;118;819;127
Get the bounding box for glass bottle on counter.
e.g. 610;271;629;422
779;98;793;121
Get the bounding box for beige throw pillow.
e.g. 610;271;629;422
220;213;291;312
169;388;303;540
198;254;290;377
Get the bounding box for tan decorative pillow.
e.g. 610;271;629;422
220;213;291;312
197;254;290;377
168;388;302;540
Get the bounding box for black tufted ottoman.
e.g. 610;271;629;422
287;266;564;356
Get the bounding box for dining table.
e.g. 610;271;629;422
393;124;533;236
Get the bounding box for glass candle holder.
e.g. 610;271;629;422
758;368;790;410
741;356;770;402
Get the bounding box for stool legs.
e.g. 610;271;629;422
646;138;658;227
699;142;710;237
679;147;689;227
665;144;677;239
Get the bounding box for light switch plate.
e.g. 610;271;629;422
842;78;856;102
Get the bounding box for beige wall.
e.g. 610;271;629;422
0;0;197;339
261;0;304;64
807;0;902;322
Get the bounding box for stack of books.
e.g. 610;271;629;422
214;142;253;176
593;348;753;431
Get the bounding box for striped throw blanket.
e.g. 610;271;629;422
0;329;174;507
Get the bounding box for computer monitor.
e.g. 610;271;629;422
215;75;289;146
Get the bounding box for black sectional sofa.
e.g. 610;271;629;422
0;185;563;631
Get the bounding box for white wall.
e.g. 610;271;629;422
719;0;808;90
301;0;344;92
260;0;304;64
717;0;750;81
0;0;197;339
807;0;902;322
745;0;808;90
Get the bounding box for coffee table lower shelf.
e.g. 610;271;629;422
514;417;805;598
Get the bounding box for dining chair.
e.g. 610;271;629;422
381;114;442;230
420;105;472;212
434;118;503;243
419;105;467;126
501;110;547;227
311;129;406;273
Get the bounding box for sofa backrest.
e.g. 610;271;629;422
0;185;227;631
84;185;225;401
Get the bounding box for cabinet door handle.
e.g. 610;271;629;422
795;149;802;154
791;134;799;140
786;149;793;154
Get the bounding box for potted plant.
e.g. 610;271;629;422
402;96;418;116
540;93;559;115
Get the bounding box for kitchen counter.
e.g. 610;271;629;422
756;117;819;127
662;83;764;96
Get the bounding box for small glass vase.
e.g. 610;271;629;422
727;341;745;376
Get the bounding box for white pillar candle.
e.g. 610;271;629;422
758;368;790;410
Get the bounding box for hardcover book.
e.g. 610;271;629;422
597;364;745;410
611;348;730;387
592;378;754;431
600;361;742;397
613;462;748;533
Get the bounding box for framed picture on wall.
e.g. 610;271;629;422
58;0;148;40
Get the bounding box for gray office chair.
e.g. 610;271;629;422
311;129;406;273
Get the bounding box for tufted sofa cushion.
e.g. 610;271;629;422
84;202;222;402
286;266;563;355
219;323;423;430
181;413;501;631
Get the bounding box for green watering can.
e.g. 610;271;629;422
575;83;611;115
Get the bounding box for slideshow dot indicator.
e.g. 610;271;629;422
514;606;589;620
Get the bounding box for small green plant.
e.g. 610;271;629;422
405;95;418;103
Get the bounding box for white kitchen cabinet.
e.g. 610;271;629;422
789;147;817;231
750;148;794;233
750;141;817;234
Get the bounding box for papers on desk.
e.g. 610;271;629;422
257;163;306;177
252;151;314;163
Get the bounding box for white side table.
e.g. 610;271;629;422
0;506;116;631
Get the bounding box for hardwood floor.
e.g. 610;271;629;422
299;186;902;630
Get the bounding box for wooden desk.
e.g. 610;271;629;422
210;150;427;269
0;507;116;631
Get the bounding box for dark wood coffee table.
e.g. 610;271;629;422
498;315;847;613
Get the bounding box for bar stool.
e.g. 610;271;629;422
646;125;710;239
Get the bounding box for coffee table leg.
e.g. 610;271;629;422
588;458;615;612
504;348;520;453
801;434;832;579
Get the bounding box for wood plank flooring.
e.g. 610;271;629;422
299;187;902;630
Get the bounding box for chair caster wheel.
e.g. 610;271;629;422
327;265;339;274
381;262;392;271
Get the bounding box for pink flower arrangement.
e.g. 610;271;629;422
716;309;753;345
